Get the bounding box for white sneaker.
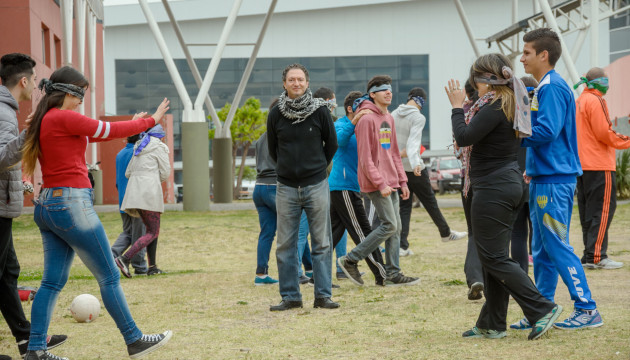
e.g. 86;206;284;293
585;258;623;270
399;248;414;257
441;230;467;242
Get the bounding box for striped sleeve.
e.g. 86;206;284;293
55;109;155;140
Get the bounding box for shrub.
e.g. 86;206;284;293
616;149;630;200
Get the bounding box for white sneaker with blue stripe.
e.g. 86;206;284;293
553;308;603;330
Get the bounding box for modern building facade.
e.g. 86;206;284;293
103;0;622;185
0;0;106;204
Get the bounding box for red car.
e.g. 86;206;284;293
428;156;462;194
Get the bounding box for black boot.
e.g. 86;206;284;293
314;297;340;309
269;300;303;311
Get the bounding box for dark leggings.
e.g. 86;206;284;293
123;210;160;266
510;201;531;273
471;169;554;331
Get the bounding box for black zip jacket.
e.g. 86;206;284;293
267;105;337;188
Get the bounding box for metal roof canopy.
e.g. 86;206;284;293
456;0;630;87
485;0;581;46
138;0;278;207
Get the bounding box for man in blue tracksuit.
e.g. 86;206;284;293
514;28;602;330
329;91;386;286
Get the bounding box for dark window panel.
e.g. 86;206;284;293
367;56;397;68
610;27;630;52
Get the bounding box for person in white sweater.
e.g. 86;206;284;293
392;87;466;256
117;124;171;277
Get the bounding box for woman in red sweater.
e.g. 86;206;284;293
20;66;172;360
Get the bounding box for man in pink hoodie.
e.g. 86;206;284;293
337;75;420;287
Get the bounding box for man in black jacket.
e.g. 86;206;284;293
267;63;339;311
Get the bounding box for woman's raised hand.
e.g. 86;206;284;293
132;112;148;121
444;79;466;109
152;98;170;124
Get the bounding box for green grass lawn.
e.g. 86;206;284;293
1;204;629;359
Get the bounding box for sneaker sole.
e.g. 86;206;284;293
468;282;483;300
530;305;563;340
337;258;363;286
584;262;623;269
441;234;466;242
115;258;132;278
385;278;421;287
254;282;278;286
129;330;173;359
553;321;604;330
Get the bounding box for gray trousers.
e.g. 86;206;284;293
347;191;401;279
111;213;147;273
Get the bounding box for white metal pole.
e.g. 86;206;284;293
76;0;87;115
222;0;277;137
533;0;540;13
161;0;220;127
87;11;98;166
590;0;599;67
512;0;519;65
571;28;588;61
60;0;74;65
194;0;243;112
537;0;582;89
453;0;481;57
138;0;193;114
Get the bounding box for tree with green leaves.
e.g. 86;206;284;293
209;97;267;199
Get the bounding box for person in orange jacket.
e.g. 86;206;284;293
575;67;630;270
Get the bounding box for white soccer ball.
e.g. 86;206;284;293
69;294;101;323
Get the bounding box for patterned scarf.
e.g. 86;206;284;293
352;84;393;112
410;96;425;108
277;88;327;124
134;124;165;156
461;91;496;197
574;76;609;95
475;67;531;138
39;78;85;100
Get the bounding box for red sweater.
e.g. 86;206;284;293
354;101;407;193
39;108;155;188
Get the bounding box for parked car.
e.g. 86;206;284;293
237;180;255;200
428;156;462;195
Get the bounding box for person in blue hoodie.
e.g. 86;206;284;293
329;91;387;286
513;28;602;331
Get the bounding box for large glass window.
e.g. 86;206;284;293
116;54;430;176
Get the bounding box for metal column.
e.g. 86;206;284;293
60;0;74;65
537;0;581;88
161;0;220;127
590;0;599;67
454;0;481;57
139;0;210;211
222;0;277;137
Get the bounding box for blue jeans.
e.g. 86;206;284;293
254;184;277;275
29;188;143;350
347;191;401;278
276;180;332;300
297;211;312;277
